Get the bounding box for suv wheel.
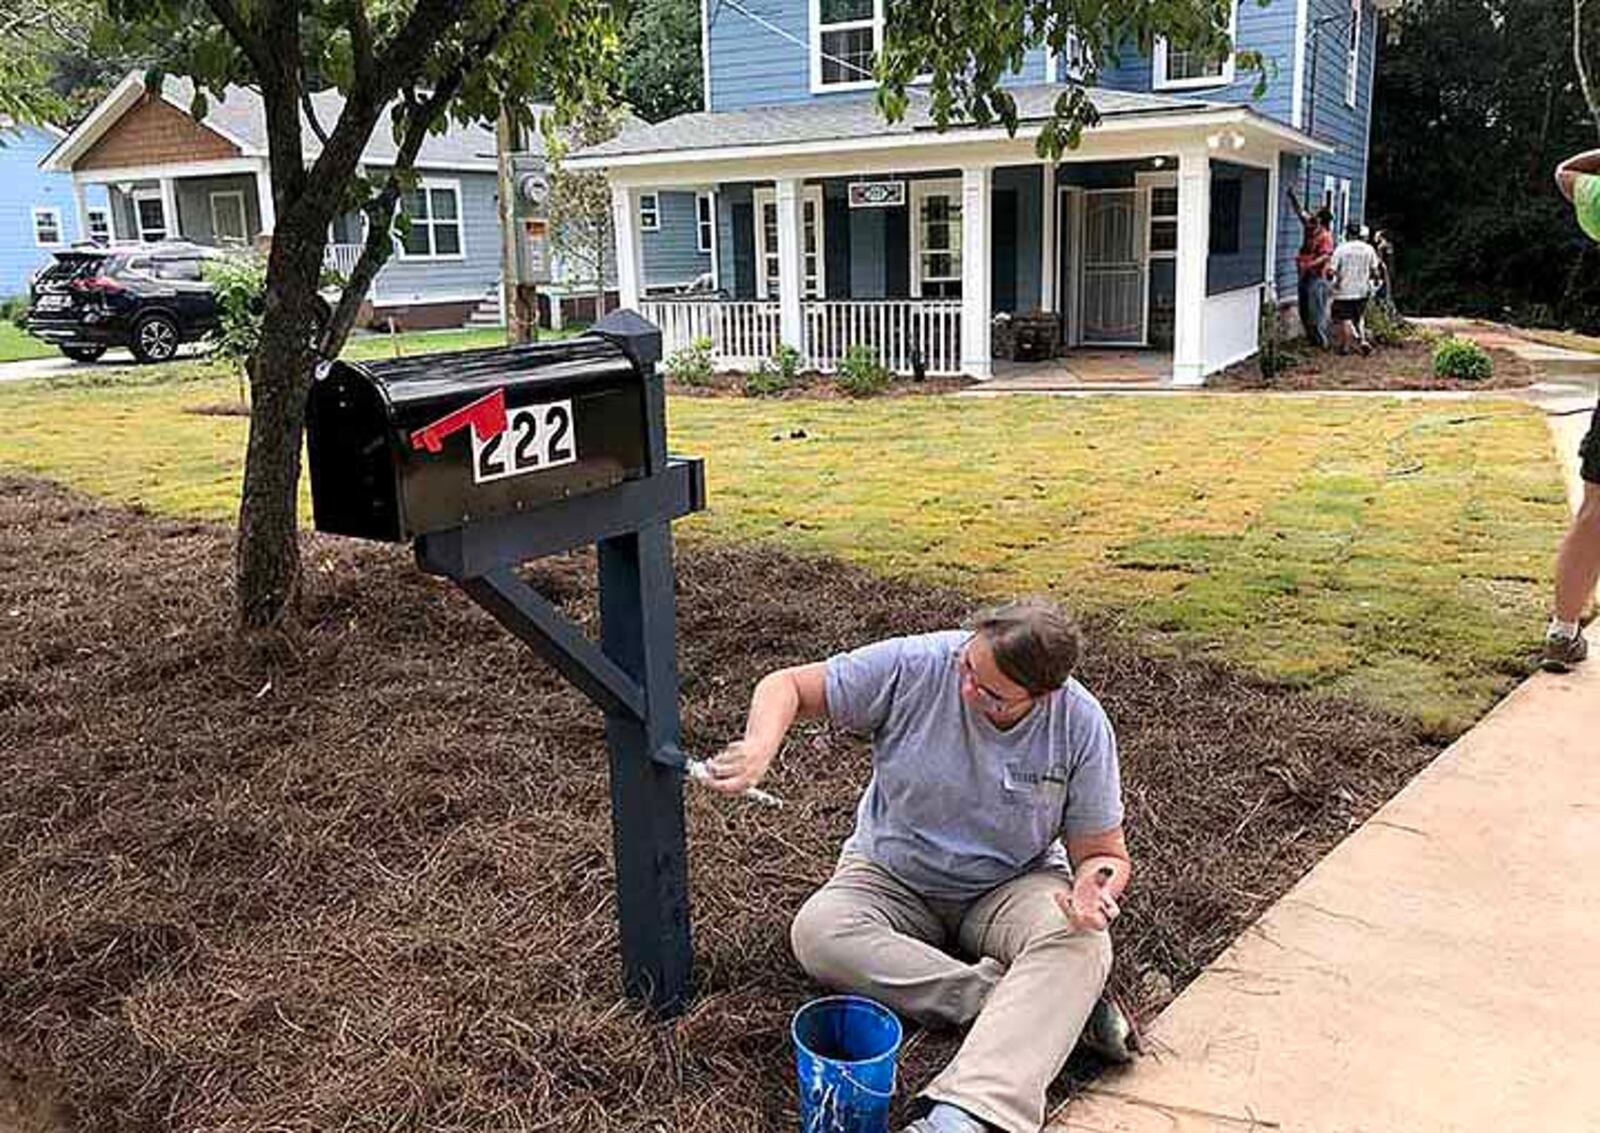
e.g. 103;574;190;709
131;313;180;363
60;345;107;362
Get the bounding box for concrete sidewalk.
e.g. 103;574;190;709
1052;384;1599;1133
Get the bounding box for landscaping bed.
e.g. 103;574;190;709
665;370;975;399
0;476;1440;1131
1208;338;1537;392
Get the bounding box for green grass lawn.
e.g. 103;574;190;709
0;322;55;363
0;366;1567;733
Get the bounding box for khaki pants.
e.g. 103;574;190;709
791;855;1112;1133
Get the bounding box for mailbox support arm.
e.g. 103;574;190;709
458;567;647;723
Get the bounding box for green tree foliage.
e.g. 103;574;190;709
879;0;1261;158
0;0;99;124
621;0;702;121
98;0;621;630
1369;0;1600;330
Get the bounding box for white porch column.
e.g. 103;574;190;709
1172;145;1211;386
255;162;276;236
159;177;180;240
611;183;645;309
961;165;993;379
1039;163;1057;312
774;177;805;352
71;180;91;244
1264;155;1281;305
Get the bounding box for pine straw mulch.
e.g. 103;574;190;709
1208;338;1537;392
0;476;1441;1132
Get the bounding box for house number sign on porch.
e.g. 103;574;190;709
848;180;907;208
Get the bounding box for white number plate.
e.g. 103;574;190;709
470;398;577;484
36;294;68;310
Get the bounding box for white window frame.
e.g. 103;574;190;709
1135;170;1178;263
1045;30;1090;83
85;207;110;244
132;189;168;243
1345;0;1362;107
32;207;64;248
209;190;249;245
396;178;466;262
695;192;714;254
1339;178;1353;236
810;0;883;93
752;185;826;300
909;178;964;299
1153;3;1237;91
639;191;661;232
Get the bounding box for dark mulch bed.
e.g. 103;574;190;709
665;372;975;399
1209;339;1537;391
0;477;1440;1131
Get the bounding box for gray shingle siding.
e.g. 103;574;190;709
642;190;711;289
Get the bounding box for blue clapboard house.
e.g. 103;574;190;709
1;119;111;300
572;0;1394;383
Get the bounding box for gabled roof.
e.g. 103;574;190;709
573;85;1326;165
42;71;512;174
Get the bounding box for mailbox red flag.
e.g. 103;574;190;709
409;388;510;453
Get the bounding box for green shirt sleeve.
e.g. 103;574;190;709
1576;173;1600;244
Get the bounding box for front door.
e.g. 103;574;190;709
1080;189;1145;345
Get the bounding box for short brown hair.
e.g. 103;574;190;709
965;597;1082;694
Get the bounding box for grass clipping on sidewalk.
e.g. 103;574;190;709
0;477;1438;1131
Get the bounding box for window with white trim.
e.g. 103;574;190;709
910;179;963;299
1046;30;1090;83
639;192;660;232
1139;173;1178;260
696;192;714;254
133;192;167;242
1153;4;1236;90
753;186;825;300
398;181;464;259
1345;0;1362;107
32;207;63;247
1339;179;1352;236
813;0;881;91
86;208;110;244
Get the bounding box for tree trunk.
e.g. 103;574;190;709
234;220;328;630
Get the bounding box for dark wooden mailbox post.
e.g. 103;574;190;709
306;310;704;1014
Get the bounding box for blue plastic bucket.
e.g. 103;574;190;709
792;995;903;1133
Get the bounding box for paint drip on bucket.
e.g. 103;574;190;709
792;996;903;1133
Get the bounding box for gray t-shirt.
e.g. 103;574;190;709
825;630;1124;902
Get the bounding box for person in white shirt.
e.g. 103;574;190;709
1328;224;1382;355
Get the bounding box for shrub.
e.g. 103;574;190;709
835;343;891;397
1257;297;1297;381
665;336;714;386
744;343;802;396
202;253;268;378
1364;301;1411;348
1431;336;1493;382
2;294;29;329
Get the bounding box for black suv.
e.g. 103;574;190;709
26;243;223;363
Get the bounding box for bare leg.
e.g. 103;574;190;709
1554;482;1600;624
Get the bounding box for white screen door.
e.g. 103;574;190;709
1080;190;1145;344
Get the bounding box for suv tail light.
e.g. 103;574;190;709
70;276;124;295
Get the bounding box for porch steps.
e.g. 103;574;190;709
466;287;504;328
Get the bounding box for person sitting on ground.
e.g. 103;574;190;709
1540;150;1600;671
1289;191;1335;348
1329;223;1381;355
707;598;1134;1133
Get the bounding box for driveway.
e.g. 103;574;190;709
0;343;213;384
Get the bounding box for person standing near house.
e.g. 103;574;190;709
1328;223;1381;355
1540;149;1600;670
1288;189;1334;348
706;598;1135;1133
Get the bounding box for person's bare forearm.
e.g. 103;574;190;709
706;662;829;793
1287;187;1309;222
741;670;804;760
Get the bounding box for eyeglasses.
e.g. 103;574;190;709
959;647;1035;712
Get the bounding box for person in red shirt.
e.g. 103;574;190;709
1289;190;1334;349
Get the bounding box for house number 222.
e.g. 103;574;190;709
471;399;577;484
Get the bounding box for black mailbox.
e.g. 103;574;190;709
308;335;654;543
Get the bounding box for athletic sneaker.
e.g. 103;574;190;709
899;1102;989;1133
1077;995;1141;1064
1542;631;1589;673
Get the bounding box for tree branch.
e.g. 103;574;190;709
300;64;330;146
201;0;269;76
347;0;375;90
1577;0;1600;139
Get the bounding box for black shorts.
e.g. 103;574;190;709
1331;298;1368;323
1582;396;1600;485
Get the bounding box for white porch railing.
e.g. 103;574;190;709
641;297;964;377
325;243;364;278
